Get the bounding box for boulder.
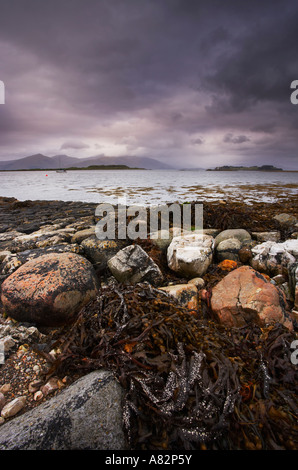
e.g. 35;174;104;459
1;253;99;326
81;236;125;271
1;244;84;278
0;370;125;450
214;229;251;248
210;266;292;329
167;233;214;278
159;283;198;312
108;244;163;286
250;240;298;276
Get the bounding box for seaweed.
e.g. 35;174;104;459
42;280;298;450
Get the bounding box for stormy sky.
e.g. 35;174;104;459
0;0;297;169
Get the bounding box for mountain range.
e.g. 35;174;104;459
0;154;174;171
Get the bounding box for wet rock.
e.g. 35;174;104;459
252;231;281;243
40;378;59;397
238;246;253;263
0;370;125;450
159;283;198;311
216;238;242;262
1;397;26;419
81;236;125;271
0;244;84;279
167;233;214;278
210;265;292;330
108;244;163;286
0;393;6;411
71;227;96;244
273;213;297;225
0;251;11;263
0;231;25;251
188;277;205;289
251;240;298;276
1;253;99;327
214;229;252;248
9;229;71;253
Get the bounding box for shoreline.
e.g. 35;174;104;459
0;196;297;450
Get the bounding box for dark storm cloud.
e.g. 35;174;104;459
0;0;297;168
223;133;250;144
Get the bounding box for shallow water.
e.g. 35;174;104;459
0;169;297;206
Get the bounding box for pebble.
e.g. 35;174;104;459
28;380;43;393
33;391;43;401
0;393;6;411
0;384;11;394
41;378;59;397
1;396;26;419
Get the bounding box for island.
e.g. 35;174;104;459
206;165;283;171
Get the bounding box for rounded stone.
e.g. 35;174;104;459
0;253;99;326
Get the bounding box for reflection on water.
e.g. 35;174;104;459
0;169;297;205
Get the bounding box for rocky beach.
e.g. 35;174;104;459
0;195;297;450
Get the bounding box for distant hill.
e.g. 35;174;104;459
206;165;283;172
0;154;173;171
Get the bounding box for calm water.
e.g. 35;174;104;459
0;170;297;206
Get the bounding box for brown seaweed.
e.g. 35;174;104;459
43;280;298;450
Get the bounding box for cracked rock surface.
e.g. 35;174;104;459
210;265;293;329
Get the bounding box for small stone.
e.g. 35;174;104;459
0;393;6;411
252;231;281;243
1;396;26;419
0;384;11;395
33;391;43;401
216;238;242;261
159;284;198;312
2;336;16;352
214;229;252;248
188;277;205;289
41;378;59;397
28;380;43;393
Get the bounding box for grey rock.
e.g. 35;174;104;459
108;244;163;286
0;370;126;450
252;231;281;243
216;238;242;262
71;227;96;245
273;213;297;225
214;229;251;248
9;230;70;253
81;236;126;271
